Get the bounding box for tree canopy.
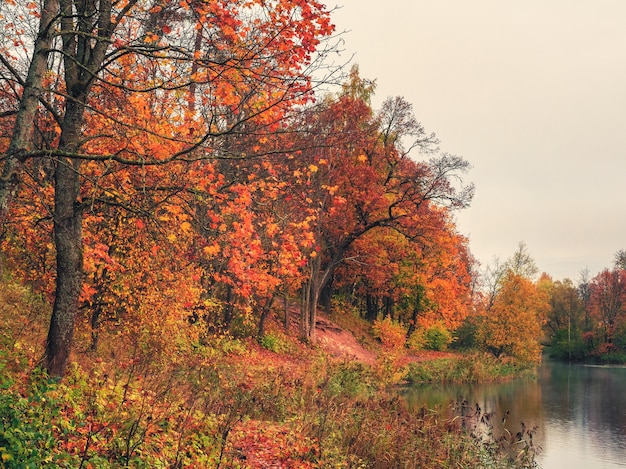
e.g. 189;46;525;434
0;1;475;377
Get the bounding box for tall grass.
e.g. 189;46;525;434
405;353;536;385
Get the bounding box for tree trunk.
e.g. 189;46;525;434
365;293;378;322
0;0;59;218
257;296;275;339
406;294;422;339
90;304;101;352
223;284;234;327
300;281;310;341
306;254;323;343
320;274;333;313
406;306;418;339
45;91;86;376
300;257;322;343
187;28;203;113
46;152;83;377
45;0;117;378
384;295;394;320
283;296;289;331
305;246;347;341
308;286;319;343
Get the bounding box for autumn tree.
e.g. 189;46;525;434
335;213;474;338
188;155;312;339
474;245;549;364
588;269;626;348
480;241;538;311
408;227;474;332
543;277;586;360
476;272;548;363
544;256;626;361
285;72;474;342
0;0;337;377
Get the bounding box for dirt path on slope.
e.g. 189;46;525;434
286;308;456;365
314;315;377;364
311;313;458;365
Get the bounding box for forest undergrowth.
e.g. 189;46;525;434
0;279;538;468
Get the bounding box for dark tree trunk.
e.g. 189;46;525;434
320;274;333;314
90;306;101;352
406;306;419;339
257;296;275;339
45;0;116;378
406;288;424;339
308;286;319;342
45;91;85;376
283;296;289;331
46;149;83;377
384;295;394;320
300;256;322;343
365;293;378;322
223;284;234;327
300;281;310;341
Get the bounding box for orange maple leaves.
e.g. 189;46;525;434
1;0;476;366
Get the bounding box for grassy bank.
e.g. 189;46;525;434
0;279;538;468
405;354;537;385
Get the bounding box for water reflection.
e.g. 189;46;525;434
403;361;626;468
538;363;626;468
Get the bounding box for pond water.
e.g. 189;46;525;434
403;360;626;468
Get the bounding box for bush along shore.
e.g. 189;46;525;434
0;354;539;468
0;280;539;468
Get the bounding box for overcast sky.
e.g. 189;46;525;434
330;1;626;281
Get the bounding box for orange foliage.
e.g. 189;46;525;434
372;316;406;351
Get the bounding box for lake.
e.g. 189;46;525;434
403;360;626;468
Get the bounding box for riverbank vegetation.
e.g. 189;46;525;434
543;252;626;364
0;278;542;468
405;354;536;385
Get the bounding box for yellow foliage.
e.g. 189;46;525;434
477;273;549;364
180;221;192;233
203;243;221;257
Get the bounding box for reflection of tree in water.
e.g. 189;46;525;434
403;362;626;467
403;377;545;465
403;377;545;432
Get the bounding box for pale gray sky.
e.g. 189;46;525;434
331;0;626;281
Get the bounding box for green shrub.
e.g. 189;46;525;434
260;332;290;353
597;351;626;365
409;323;454;352
424;323;452;351
407;328;427;351
324;361;375;399
452;316;480;350
0;365;58;468
548;328;586;361
613;322;626;352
